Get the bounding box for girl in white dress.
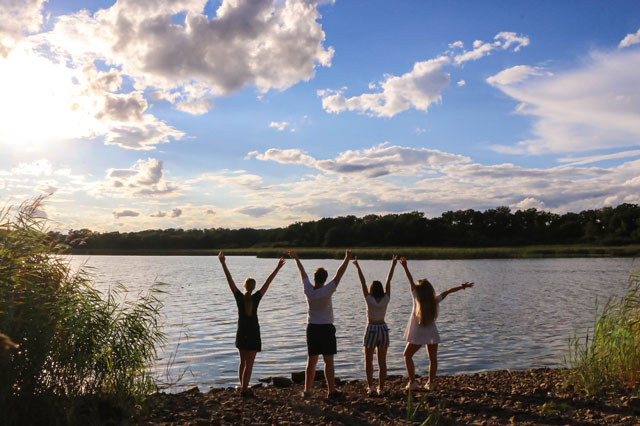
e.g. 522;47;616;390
400;256;473;391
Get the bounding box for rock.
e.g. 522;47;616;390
183;386;200;394
272;377;293;388
291;371;305;383
258;377;272;383
251;382;264;389
629;396;640;413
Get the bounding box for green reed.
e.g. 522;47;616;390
0;198;166;425
564;270;640;395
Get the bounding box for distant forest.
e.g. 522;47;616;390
47;204;640;250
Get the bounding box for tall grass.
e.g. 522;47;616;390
0;198;166;425
564;270;640;395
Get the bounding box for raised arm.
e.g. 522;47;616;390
286;251;308;281
440;282;474;300
218;251;238;294
352;256;368;298
332;249;353;287
259;257;286;296
399;256;416;293
385;255;398;296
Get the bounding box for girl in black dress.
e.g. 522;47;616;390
218;251;286;397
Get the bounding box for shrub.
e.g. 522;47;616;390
564;270;640;395
0;198;166;425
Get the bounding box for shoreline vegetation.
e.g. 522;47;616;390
3;199;639;425
65;244;640;259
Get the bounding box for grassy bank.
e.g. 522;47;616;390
66;244;640;259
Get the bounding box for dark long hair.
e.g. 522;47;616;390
369;280;384;300
415;279;438;327
243;278;256;316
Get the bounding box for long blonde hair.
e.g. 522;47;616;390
415;279;438;327
243;278;256;316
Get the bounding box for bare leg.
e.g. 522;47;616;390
426;344;438;385
238;349;246;389
304;355;319;393
323;354;336;395
242;350;257;391
364;347;375;388
376;345;388;390
403;343;421;383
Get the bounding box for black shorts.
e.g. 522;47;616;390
306;323;337;356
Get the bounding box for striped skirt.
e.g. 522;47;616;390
363;323;390;348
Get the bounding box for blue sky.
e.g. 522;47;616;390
1;0;640;231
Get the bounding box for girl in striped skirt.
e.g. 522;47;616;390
353;255;397;396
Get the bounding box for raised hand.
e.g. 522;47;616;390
345;249;352;259
391;254;398;264
286;250;299;260
399;256;407;267
352;256;360;268
218;251;226;263
461;282;474;290
277;257;286;268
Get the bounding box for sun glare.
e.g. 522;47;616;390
0;47;98;146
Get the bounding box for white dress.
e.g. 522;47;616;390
403;291;442;345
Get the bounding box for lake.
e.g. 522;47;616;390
68;255;638;391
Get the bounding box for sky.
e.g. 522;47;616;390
1;0;640;232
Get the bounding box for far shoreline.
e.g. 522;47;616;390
64;244;640;259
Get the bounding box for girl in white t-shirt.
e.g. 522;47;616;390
400;256;474;391
353;255;397;396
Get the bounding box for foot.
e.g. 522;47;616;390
405;381;419;391
376;388;386;396
300;391;311;399
366;385;375;396
424;381;436;391
327;390;344;400
240;389;256;398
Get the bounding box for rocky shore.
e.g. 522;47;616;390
137;369;640;425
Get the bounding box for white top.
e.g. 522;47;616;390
403;291;443;345
365;294;390;323
303;277;336;324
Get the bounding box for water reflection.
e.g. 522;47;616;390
68;256;637;390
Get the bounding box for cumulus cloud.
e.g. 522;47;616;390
150;211;167;217
248;143;471;178
619;28;640;48
11;159;53;176
0;0;48;57
104;158;183;197
487;48;640;154
319;31;529;118
457;80;466;87
113;209;140;218
170;208;182;218
320;57;451;118
43;0;334;113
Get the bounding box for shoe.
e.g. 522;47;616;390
376;388;386;396
327;390;344;400
366;385;375;396
405;381;419;391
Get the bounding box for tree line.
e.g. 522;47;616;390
49;203;640;250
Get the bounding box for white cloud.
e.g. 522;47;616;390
488;48;640;154
113;209;140;218
269;121;290;131
619;28;640;48
511;197;546;210
248;143;471;178
237;206;273;217
320;31;529;118
150;211;167;218
11;159;53;176
320;56;451;118
170;208;182;218
486;65;551;86
43;0;334;114
557;149;640;166
457;80;466;87
103;158;183;197
0;0;48;57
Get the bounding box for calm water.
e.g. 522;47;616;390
68;255;638;391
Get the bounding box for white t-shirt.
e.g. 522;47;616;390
365;293;390;323
303;276;336;324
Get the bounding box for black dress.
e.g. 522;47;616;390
233;289;263;351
